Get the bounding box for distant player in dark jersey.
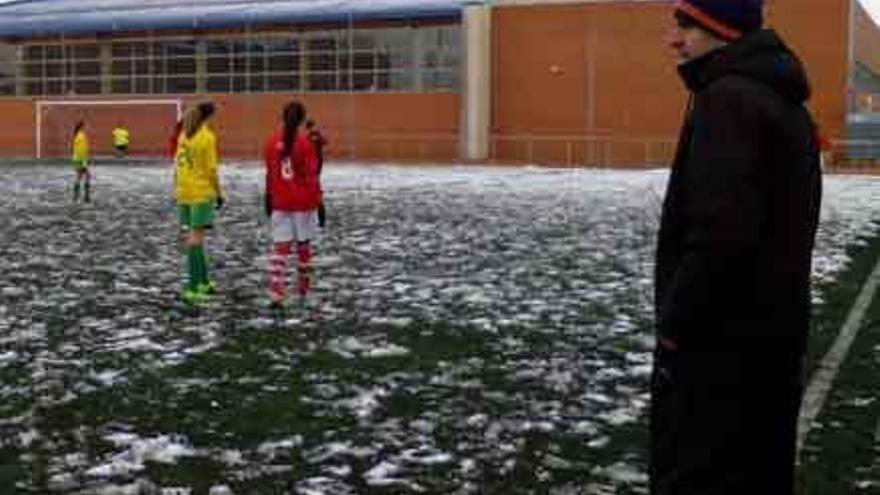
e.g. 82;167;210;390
265;103;321;306
305;119;327;227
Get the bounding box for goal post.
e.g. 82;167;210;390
35;99;183;159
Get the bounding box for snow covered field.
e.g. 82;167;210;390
0;163;878;494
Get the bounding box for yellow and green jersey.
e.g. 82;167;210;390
112;127;130;147
175;125;221;205
72;130;89;166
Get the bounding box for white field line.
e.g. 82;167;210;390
798;253;880;455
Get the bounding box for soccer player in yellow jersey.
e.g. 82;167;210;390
71;121;91;202
112;122;130;157
175;102;224;305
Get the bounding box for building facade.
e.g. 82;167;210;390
0;0;875;166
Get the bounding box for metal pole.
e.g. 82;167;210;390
847;0;855;116
586;28;597;131
36;101;42;159
566;141;572;167
149;31;155;94
60;34;66;95
245;24;251;92
604;141;611;167
14;45;24;96
335;27;341;91
348;12;355;159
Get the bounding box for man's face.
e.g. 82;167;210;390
667;13;726;63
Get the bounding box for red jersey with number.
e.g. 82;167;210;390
264;129;321;212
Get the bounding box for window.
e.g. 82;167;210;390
247;39;267;92
0;79;13;96
110;40;197;95
419;26;460;91
267;38;298;72
27;80;43;95
0;44;15;96
266;37;300;92
149;40;196;94
21;42;102;95
73;78;101;94
206;39;232;92
112;78;131;94
14;24;461;96
112;41;152;94
206;38;258;93
161;40;197;94
307;33;341;92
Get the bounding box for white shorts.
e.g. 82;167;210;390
271;210;318;243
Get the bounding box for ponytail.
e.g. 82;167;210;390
72;121;84;139
182;101;216;139
182;107;202;139
282;101;306;156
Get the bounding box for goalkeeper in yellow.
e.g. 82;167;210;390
71;121;91;203
175;102;225;305
112;122;130;157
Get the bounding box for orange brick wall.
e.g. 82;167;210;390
205;93;460;161
0;100;36;157
492;0;850;164
492;3;688;165
493;3;685;136
38;100;179;158
766;0;849;139
0;92;461;161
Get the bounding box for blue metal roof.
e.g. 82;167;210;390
0;0;471;39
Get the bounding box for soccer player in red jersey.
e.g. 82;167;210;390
263;102;322;306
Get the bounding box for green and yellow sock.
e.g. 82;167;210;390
199;246;210;286
192;245;209;287
187;246;200;291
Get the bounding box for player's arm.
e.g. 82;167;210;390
205;134;223;206
263;138;275;217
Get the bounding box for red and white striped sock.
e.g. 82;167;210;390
269;242;292;301
296;242;312;296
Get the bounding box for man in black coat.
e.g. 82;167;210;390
651;1;822;493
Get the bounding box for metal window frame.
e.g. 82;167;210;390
14;23;461;97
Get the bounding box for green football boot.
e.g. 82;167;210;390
182;288;209;306
198;279;218;295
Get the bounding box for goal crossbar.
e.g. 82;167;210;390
35;99;183;159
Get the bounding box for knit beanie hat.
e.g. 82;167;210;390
674;0;763;40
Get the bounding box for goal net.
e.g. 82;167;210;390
36;99;183;159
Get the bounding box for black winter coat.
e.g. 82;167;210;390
650;29;822;495
655;29;822;356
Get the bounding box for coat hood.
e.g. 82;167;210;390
678;29;811;104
